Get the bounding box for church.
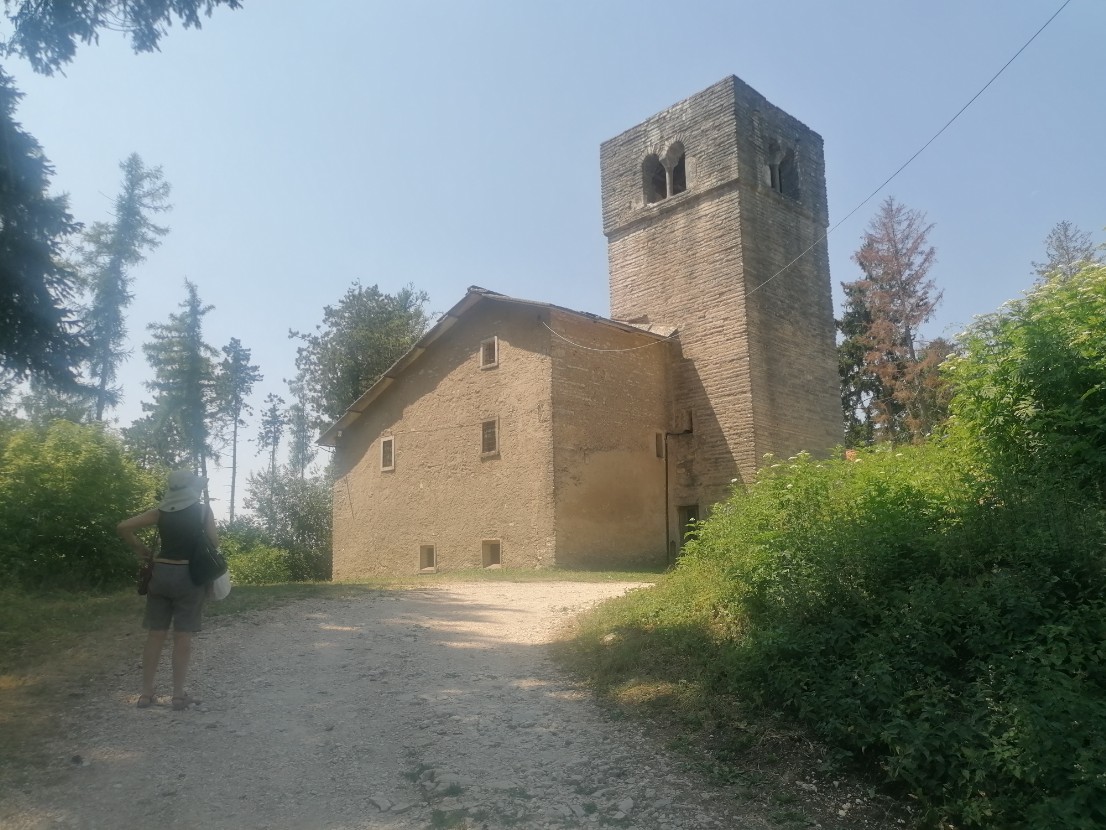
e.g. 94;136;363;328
319;76;840;577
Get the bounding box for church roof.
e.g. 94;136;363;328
317;285;676;447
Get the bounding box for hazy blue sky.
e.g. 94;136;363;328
5;1;1103;515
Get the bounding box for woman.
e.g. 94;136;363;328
117;470;218;711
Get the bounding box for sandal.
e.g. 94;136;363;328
171;695;200;711
136;694;154;709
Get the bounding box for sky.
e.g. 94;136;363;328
4;0;1104;518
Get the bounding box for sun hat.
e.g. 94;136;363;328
159;470;207;512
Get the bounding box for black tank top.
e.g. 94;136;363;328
157;502;209;561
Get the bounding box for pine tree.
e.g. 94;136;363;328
215;338;261;521
1031;220;1103;283
2;0;244;76
138;280;218;480
80;153;171;421
838;197;949;445
286;399;315;479
0;70;83;388
837;282;880;447
256;393;286;478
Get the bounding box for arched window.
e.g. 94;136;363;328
778;149;798;199
642;155;666;204
642;143;688;204
767;141;799;200
667;142;686;196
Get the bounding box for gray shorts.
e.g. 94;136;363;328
143;563;205;632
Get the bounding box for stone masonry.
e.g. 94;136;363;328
601;75;841;524
324;76;841;575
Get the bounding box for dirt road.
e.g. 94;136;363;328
2;582;776;829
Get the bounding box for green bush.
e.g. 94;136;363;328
676;445;1106;827
945;262;1106;488
225;545;294;585
0;421;158;588
243;467;332;581
218;517;295;585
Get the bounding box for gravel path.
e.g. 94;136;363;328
1;582;775;830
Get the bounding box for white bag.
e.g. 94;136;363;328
211;570;232;601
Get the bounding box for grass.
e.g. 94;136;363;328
549;570;913;828
0;566;661;777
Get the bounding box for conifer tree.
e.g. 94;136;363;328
80;153;171;421
286;398;315;479
0;70;83;388
215;338;261;521
2;0;243;76
256;393;286;478
136;280;218;480
838;197;950;445
1031;220;1103;283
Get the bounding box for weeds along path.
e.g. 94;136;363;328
0;581;767;830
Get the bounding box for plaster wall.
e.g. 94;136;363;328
331;301;555;578
548;309;670;568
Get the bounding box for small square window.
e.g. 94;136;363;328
482;539;501;568
481;419;499;455
480;336;498;369
419;545;436;572
380;436;394;471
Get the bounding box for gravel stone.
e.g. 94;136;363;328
0;581;900;829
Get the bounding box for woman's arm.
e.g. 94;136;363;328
117;509;160;559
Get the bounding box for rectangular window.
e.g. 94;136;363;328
419;545;436;572
481;419;499;455
480;336;498;369
655;432;665;458
380;436;394;471
482;539;501;568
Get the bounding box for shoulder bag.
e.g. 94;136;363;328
188;507;228;587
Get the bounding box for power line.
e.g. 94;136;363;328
745;0;1073;298
541;320;674;353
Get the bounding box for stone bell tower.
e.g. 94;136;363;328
600;76;841;520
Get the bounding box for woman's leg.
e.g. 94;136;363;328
142;629;169;697
171;631;193;699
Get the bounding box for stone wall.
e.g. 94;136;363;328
600;76;841;518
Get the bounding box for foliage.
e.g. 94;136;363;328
1;0;243;75
214;337;261;520
127;280;218;473
565;264;1106;827
18;375;91;425
1031;220;1103;283
0;420;158;588
837;282;880;446
255;392;285;476
291;282;429;428
945;262;1106;488
79;153;171;421
0;69;84;390
838;197;951;445
679;448;1106;827
243;465;332;581
285;399;315;478
218;518;294;585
